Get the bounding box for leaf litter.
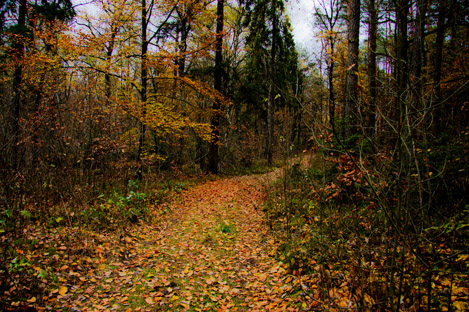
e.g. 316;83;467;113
3;169;307;311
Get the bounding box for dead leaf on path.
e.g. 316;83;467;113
258;273;267;281
180;301;190;309
219;285;230;293
58;286;68;296
27;297;36;303
206;276;216;285
145;296;155;305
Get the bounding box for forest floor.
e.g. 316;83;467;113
9;166;311;311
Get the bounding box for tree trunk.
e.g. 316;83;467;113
411;0;426;96
137;0;148;180
367;0;377;137
267;1;277;166
391;0;409;308
10;0;27;172
328;40;335;132
432;0;446;135
208;0;224;174
395;0;409;137
410;0;427;141
345;0;360;137
105;27;117;106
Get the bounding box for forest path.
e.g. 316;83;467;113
63;168;305;311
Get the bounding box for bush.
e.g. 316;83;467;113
264;148;469;311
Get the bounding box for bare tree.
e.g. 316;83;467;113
314;0;344;132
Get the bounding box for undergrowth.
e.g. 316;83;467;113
0;174;193;310
264;150;469;311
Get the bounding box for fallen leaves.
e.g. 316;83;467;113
205;276;217;285
1;171;308;311
144;296;157;305
58;286;68;296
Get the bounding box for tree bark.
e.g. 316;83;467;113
11;0;27;172
395;0;409;137
367;0;377;137
411;0;426;96
329;41;335;132
137;0;148;180
345;0;360;137
208;0;224;174
432;0;446;135
175;10;188;77
105;26;118;106
267;0;277;166
391;1;409;307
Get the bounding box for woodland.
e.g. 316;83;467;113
0;0;468;311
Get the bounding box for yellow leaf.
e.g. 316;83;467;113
364;294;374;305
206;276;216;285
454;301;467;311
27;297;36;303
59;286;68;296
258;273;267;282
145;297;154;305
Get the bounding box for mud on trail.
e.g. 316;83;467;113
54;170;305;311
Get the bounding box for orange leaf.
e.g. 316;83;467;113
206;276;216;285
145;297;155;305
59;286;68;296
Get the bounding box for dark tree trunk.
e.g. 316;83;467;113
411;0;426;99
105;27;117;106
176;15;188;77
395;0;409;135
367;0;377;137
329;41;335;132
208;0;224;174
11;0;27;172
391;1;409;308
345;0;360;137
267;1;277;166
432;0;446;135
137;0;148;180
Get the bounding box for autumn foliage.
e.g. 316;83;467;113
0;0;468;311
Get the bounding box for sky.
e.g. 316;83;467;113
286;0;315;46
285;0;320;59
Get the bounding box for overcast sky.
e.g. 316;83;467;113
286;0;315;44
285;0;320;59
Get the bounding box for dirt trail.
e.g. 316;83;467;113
60;169;303;311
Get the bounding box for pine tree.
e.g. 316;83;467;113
241;0;301;164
